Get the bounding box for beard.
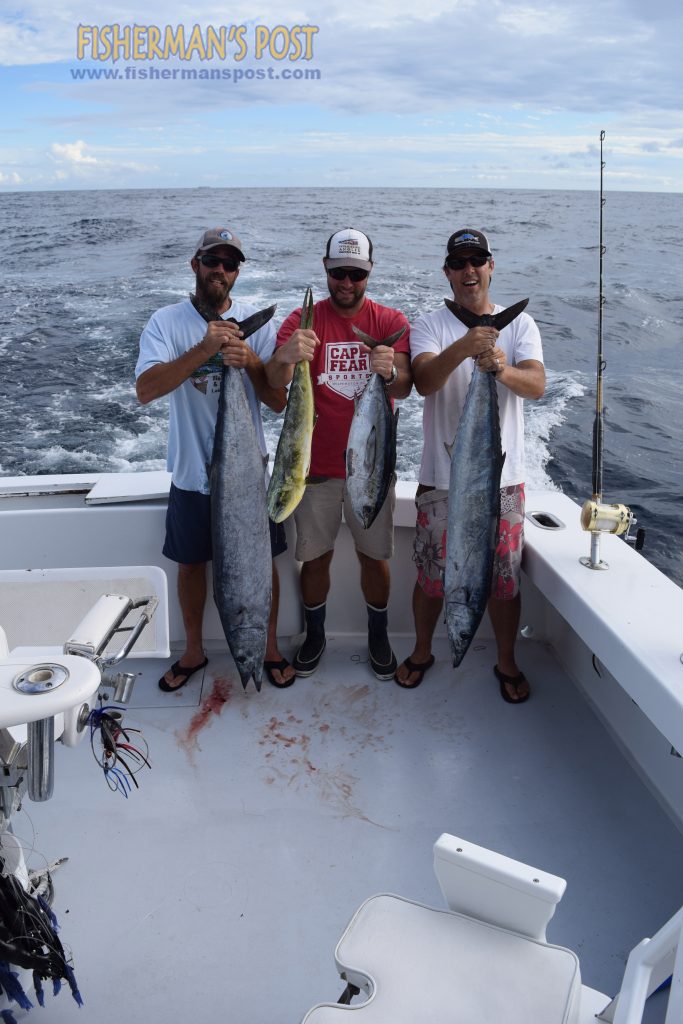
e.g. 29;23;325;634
327;281;366;310
195;272;233;312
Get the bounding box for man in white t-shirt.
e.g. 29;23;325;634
135;227;295;691
395;229;545;702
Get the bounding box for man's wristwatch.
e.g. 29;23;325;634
387;366;398;384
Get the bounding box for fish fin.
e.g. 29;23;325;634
301;287;314;330
444;440;454;459
391;408;400;449
491;299;529;330
351;325;378;348
190;293;222;322
235;304;277;340
383;326;407;347
445;296;529;331
444;298;480;329
367;425;377;470
352;325;407;349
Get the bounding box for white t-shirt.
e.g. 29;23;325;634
135;298;275;494
410;303;544;489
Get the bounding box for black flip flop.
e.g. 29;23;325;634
264;658;296;689
158;657;208;692
494;665;530;704
394;655;435;689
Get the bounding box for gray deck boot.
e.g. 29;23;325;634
367;603;398;680
293;601;327;677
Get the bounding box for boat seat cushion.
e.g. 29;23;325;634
302;893;581;1023
9;645;63;658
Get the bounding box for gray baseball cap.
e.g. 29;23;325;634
195;227;245;260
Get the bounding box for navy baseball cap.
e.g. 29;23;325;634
446;228;492;258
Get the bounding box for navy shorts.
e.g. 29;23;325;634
162;482;287;565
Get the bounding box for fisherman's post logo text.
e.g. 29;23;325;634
73;23;322;85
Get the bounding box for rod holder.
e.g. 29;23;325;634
580;500;634;571
112;671;136;704
27;717;54;802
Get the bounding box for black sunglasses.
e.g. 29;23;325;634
327;267;369;282
198;253;240;272
446;254;490;270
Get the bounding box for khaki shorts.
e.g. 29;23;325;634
413;483;525;601
294;477;395;562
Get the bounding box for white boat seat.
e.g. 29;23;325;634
301;834;683;1024
302;892;581;1024
0;566;169;659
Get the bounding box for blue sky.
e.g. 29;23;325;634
1;1;682;192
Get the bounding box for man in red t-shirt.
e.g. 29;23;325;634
266;228;412;680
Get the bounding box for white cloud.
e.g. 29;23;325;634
46;138;159;183
51;139;98;165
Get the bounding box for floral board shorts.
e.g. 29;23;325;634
413;483;526;601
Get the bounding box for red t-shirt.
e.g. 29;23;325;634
276;297;410;478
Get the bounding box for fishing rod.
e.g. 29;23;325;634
580;130;639;570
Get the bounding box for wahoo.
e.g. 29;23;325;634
443;298;528;667
346;325;406;529
194;296;276;691
267;288;316;523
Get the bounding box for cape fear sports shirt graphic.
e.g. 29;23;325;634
317;341;371;399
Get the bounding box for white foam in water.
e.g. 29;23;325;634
109;454;167;472
32;445;98;471
525;370;586;490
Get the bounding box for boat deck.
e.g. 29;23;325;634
16;634;683;1023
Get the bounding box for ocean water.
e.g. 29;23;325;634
0;187;681;586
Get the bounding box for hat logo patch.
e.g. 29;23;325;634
219;230;233;240
338;240;361;255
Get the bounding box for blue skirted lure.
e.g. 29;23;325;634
88;704;151;796
0;864;83;1016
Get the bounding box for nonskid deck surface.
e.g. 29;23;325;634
14;636;683;1023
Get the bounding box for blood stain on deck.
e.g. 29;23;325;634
255;687;393;827
176;676;233;764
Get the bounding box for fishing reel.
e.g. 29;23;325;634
581;499;632;537
579;499;644;570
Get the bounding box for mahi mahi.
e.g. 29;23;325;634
194;296;276;691
267;288;316;523
444;298;528;667
346;325;406;529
